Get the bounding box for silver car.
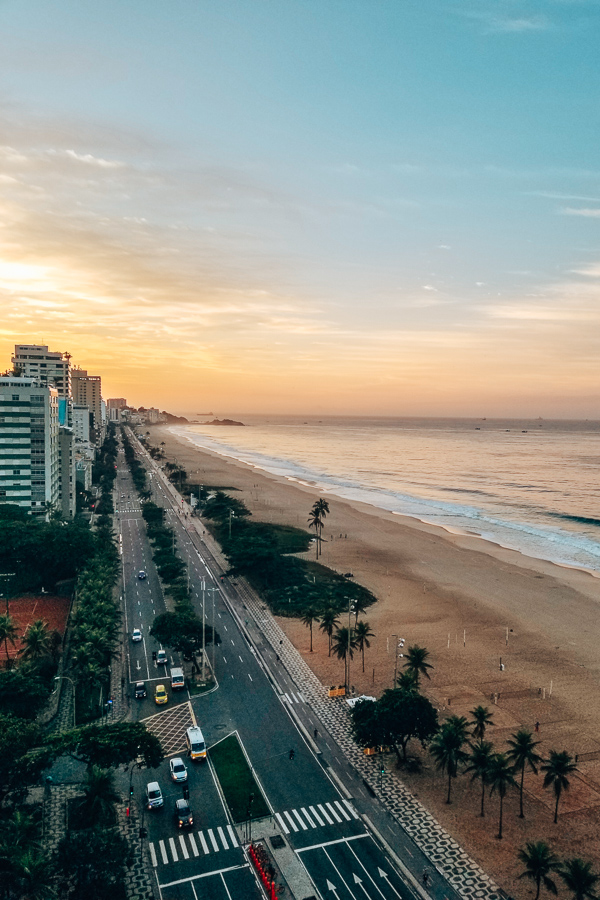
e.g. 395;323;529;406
169;757;188;782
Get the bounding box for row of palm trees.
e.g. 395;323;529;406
429;706;579;837
301;606;375;671
0;615;59;669
519;841;598;900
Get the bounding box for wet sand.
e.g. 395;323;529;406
153;424;600;893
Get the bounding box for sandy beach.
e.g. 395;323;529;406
153;424;600;892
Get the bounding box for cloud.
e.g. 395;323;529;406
561;207;600;217
489;16;551;33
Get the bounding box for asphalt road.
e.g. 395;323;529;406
117;433;455;900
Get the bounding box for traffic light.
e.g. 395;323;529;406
130;784;134;797
380;763;385;775
139;827;148;839
182;785;189;800
289;749;295;760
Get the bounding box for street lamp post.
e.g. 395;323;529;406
392;635;406;687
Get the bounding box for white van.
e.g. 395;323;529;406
170;667;185;690
186;725;206;761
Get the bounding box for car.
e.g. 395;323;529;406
156;649;168;666
174;798;194;828
146;782;163;809
134;681;147;699
131;628;142;642
121;493;125;498
154;684;168;705
169;757;188;782
138;570;146;580
186;725;207;761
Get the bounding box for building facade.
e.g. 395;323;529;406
71;369;103;432
12;345;71;400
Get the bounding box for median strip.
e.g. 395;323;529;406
209;732;270;823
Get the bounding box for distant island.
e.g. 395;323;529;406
202;418;245;426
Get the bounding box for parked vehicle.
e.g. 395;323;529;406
146;782;163;809
154;684;168;705
186;725;206;762
169;757;188;782
170;667;185;690
131;628;142;642
134;681;146;699
174;798;193;828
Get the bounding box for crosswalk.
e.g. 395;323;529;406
281;690;305;704
149;823;239;867
274;799;359;835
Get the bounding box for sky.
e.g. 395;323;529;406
0;0;599;417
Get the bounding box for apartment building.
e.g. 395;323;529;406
12;344;71;400
71;369;103;433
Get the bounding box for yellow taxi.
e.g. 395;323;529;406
154;684;168;705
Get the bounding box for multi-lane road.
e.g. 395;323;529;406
115;434;455;900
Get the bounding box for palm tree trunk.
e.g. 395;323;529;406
480;778;485;816
362;647;365;673
309;623;313;652
535;877;541;900
554;790;560;824
498;795;503;839
447;772;452;804
519;764;525;818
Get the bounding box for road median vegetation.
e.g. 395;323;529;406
209;733;270;823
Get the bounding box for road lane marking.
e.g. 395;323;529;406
198;832;209;854
248;673;252;681
230;639;235;646
179;835;189;858
296;833;369;853
309;805;325;826
317;804;334;825
159;840;168;864
275;813;290;834
223;655;227;663
217;826;229;849
292;809;308;830
344;799;360;819
283;693;291;703
324;847;358;900
220;871;234;900
158;863;250;890
300;807;316;827
149;843;157;867
238;655;243;663
208;828;219;852
227;825;238;847
188;834;199;856
290;692;298;703
326;802;342;823
283;811;298;832
334;800;352;821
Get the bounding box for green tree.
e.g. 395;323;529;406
542;749;578;824
488;752;517;839
308;498;329;559
52;721;163;770
0;613;19;666
465;740;495;817
319;608;340;656
301;607;320;653
403;645;433;688
18;620;52;663
470;705;494;741
378;688;439;764
354;621;375;673
331;627;357;690
0;668;51;720
12;848;57;900
518;841;559;900
429;719;469;803
507;729;542;819
56;827;132;900
558;859;600;900
75;766;120;826
396;671;418;692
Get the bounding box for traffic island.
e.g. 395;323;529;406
209;732;270;823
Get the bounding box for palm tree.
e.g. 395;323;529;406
308;498;330;558
351;595;371;626
507;729;542;818
396;671;418;692
465;740;495;817
319;608;340;656
331;627;357;691
301;607;320;653
354;621;375;673
76;765;120;825
19;620;52;662
470;706;494;741
13;848;57;900
518;841;559;900
488;752;517;839
403;645;433;688
0;613;19;667
429;719;469;804
542;750;578;824
559;858;600;900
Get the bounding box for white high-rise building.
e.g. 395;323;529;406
12;344;71;400
0;376;60;516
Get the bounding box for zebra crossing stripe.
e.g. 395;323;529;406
283;811;299;832
325;802;342;823
207;828;220;852
149;843;158;867
217;826;229;849
198;831;209;854
275;813;290;834
309;805;325;826
227;825;239;847
300;807;316;827
188;834;199;856
334;800;352;821
292;809;308;831
168;837;179;862
159;840;168;864
317;804;334;825
178;835;189;859
343;799;360;819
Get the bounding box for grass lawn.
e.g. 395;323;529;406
210;733;270;823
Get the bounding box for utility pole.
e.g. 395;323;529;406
201;577;206;682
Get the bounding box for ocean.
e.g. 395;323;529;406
171;416;600;575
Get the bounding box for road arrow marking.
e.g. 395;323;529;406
136;661;141;670
378;867;402;897
353;873;370;896
327;881;340;897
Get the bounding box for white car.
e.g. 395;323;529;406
146;781;163;809
132;628;142;642
169;757;188;783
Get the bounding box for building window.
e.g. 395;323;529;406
12;395;19;401
0;490;5;497
13;469;20;475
